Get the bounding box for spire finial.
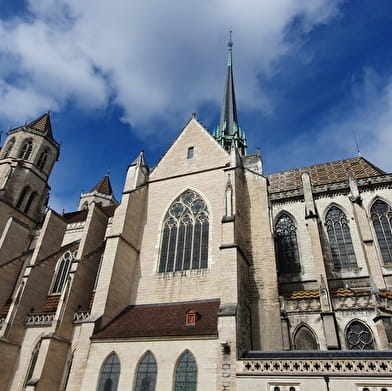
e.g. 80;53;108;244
228;30;233;47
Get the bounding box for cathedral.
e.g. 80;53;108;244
0;39;391;391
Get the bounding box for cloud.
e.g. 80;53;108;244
0;0;344;134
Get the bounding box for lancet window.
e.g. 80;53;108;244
19;140;33;160
16;186;30;209
346;321;375;350
294;325;318;350
371;200;392;263
51;250;76;294
134;351;157;391
37;148;49;169
3;138;15;158
97;352;120;391
24;340;41;387
274;214;301;274
158;190;209;273
174;350;197;391
325;206;357;270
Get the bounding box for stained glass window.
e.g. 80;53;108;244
174;350;197;391
51;250;76;294
159;190;209;273
97;352;120;391
274;214;301;274
325;206;357;270
346;321;375;350
134;351;157;391
371;200;392;263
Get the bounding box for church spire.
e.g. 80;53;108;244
214;33;247;155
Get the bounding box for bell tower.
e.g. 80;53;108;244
0;113;60;225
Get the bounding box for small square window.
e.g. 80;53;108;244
187;147;194;159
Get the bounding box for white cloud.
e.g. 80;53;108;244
0;0;344;133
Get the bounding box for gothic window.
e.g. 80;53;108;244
19;140;33;160
158;190;209;273
134;351;157;391
16;186;30;209
37;148;49;169
3;138;15;158
51;250;76;294
24;340;41;387
24;191;37;213
325;206;357;270
97;352;120;391
371;200;392;264
346;321;375;350
174;350;197;391
294;325;318;350
274;214;301;274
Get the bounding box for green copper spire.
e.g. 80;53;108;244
214;33;247;155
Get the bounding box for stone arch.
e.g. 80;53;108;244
293;324;318;350
345;319;375;350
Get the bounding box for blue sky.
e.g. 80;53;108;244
0;0;392;212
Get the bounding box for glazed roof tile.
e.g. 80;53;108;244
91;175;113;196
267;157;385;193
27;113;54;139
92;299;220;340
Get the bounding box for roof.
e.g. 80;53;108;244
92;299;220;340
63;204;117;223
90;175;113;196
26;113;54;139
267;157;385;193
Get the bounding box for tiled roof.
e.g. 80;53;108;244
91;175;113;196
378;290;392;299
43;295;60;312
27;113;54;139
63;209;89;223
267;157;385;193
284;290;320;299
92;299;220;340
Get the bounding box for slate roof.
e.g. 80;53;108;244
92;299;220;340
267;157;385;194
90;175;113;196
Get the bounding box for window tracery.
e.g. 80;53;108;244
3;138;15;158
158;190;209;273
51;250;76;294
346;321;375;350
274;214;301;274
174;350;197;391
134;351;157;391
371;200;392;263
19;140;33;160
97;352;120;391
325;206;357;270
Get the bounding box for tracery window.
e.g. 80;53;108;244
3;138;15;158
346;321;375;350
371;200;392;263
274;214;301;274
19;140;33;160
51;250;76;294
97;352;120;391
24;340;41;387
325;206;357;270
134;351;157;391
158;190;209;273
174;350;197;391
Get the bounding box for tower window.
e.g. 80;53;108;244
325;206;357;270
37;149;49;169
274;213;301;274
16;186;30;209
158;190;209;273
24;192;37;214
19;140;33;160
187;146;194;159
3;138;15;158
371;200;392;263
